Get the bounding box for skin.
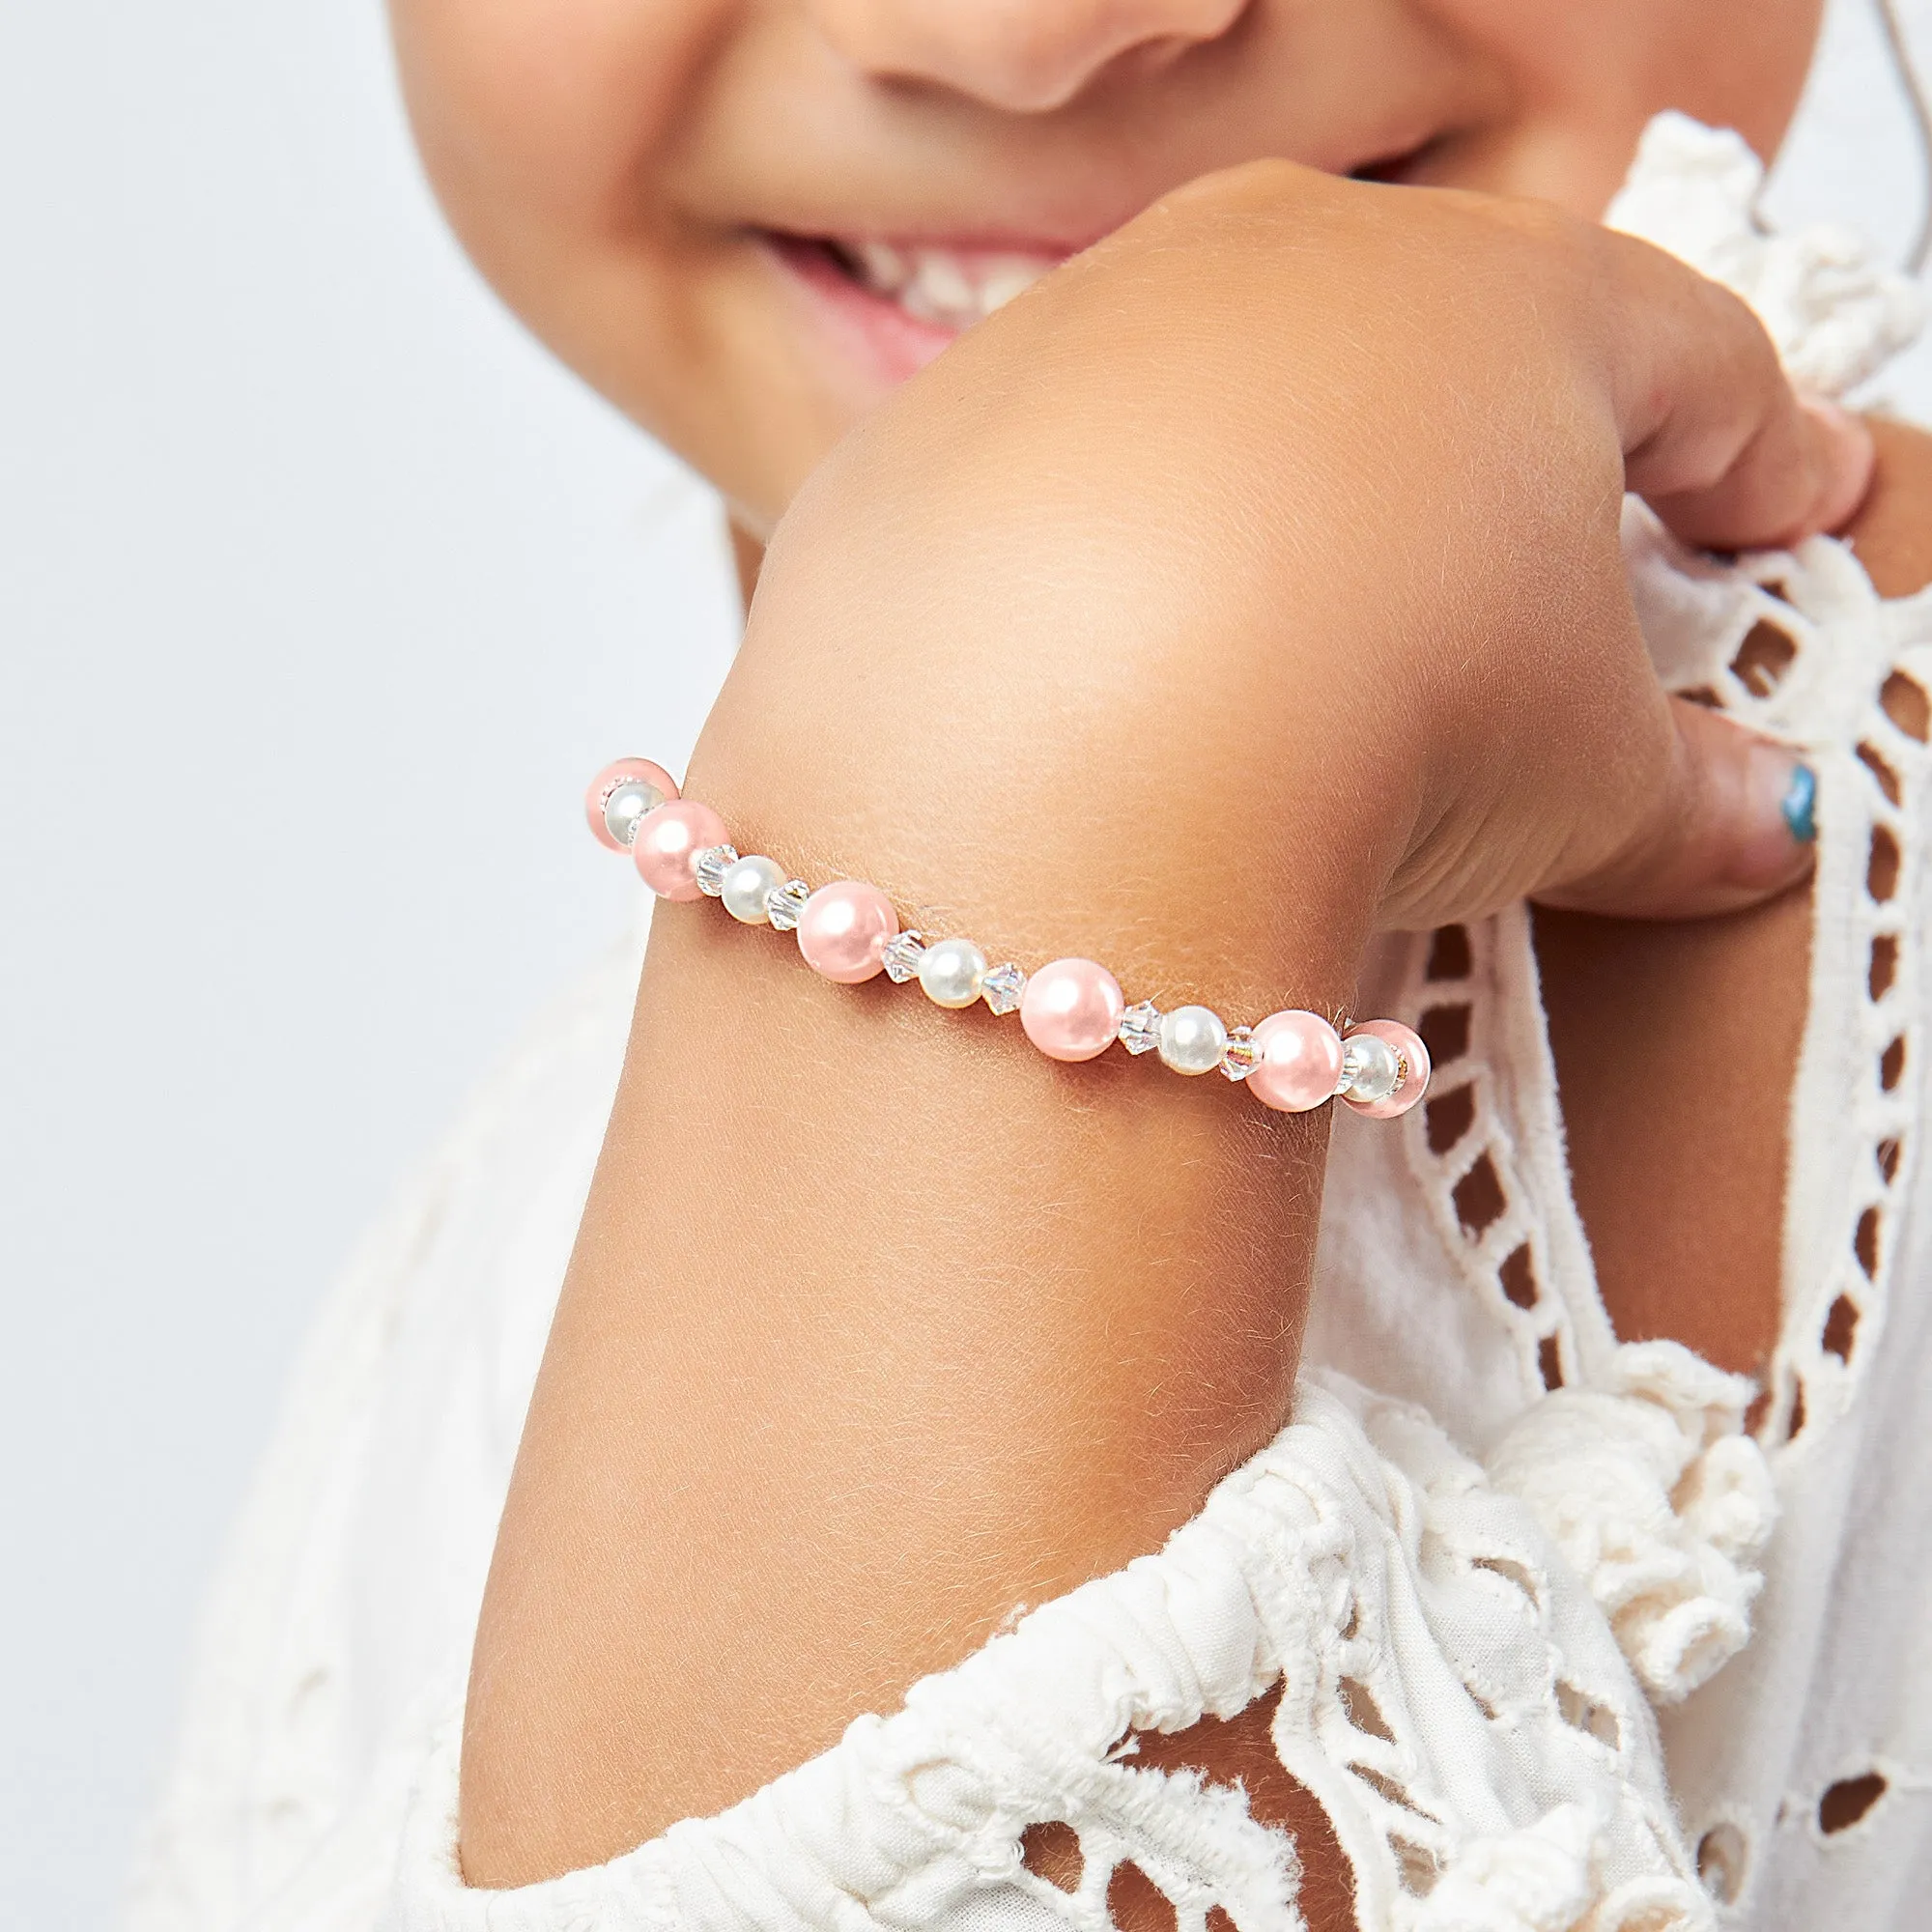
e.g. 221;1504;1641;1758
377;0;1931;1920
390;0;1823;530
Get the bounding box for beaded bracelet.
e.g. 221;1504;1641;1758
587;758;1429;1119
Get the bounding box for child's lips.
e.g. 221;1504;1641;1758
762;231;1068;388
748;131;1440;393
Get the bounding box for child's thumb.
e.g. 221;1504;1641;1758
1536;697;1817;920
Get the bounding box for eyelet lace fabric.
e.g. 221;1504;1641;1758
129;117;1932;1932
1618;506;1931;1465
394;1378;1710;1932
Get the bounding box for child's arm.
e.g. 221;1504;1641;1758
457;162;1869;1891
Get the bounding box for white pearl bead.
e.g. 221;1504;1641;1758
918;937;988;1009
603;779;664;847
1341;1032;1401;1104
1157;1005;1228;1075
721;855;787;924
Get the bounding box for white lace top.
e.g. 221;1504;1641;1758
127;118;1932;1932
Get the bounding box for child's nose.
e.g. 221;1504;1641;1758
806;0;1251;114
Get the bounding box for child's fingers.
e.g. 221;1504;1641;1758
1536;697;1816;920
1543;236;1853;918
1791;397;1883;532
1600;230;1876;552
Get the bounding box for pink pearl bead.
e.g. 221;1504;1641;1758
633;799;728;900
1020;958;1126;1063
584;757;679;852
1247;1009;1345;1113
796;880;898;983
1342;1020;1432;1119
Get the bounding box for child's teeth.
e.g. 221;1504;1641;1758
910;251;976;318
845;242;1058;327
977;260;1045;313
856;241;910;294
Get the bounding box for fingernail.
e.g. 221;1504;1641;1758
1729;742;1818;889
1796;392;1876;535
1780;757;1817;844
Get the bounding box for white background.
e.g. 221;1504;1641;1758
3;1;1930;1925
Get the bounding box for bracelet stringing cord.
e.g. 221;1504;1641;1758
587;758;1429;1119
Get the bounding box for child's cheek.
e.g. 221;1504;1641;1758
389;0;862;521
391;0;721;226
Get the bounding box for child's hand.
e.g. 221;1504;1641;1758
703;159;1870;991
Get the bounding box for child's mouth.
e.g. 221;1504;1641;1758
762;232;1068;385
820;239;1059;328
755;137;1435;394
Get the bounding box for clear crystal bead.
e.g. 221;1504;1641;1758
765;878;811;931
980;962;1026;1015
881;930;926;984
1220;1025;1259;1081
1118;1000;1162;1055
694;844;737;896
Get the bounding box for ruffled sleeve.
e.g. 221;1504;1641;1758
1484;1343;1777;1705
1604;110;1924;397
386;1374;1716;1932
